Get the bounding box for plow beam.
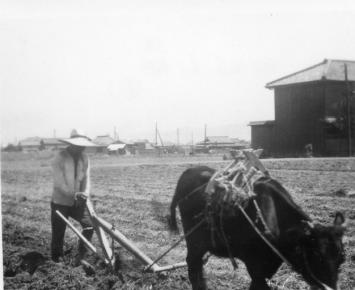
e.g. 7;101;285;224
145;262;187;273
55;210;109;264
93;215;162;272
86;201;115;268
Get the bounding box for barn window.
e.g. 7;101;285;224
324;116;346;138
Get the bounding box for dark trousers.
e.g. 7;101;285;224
51;202;94;261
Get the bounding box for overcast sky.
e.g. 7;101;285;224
1;0;355;145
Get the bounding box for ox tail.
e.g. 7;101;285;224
167;189;180;234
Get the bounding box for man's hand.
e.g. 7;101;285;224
75;192;89;201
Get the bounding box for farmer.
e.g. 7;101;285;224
50;129;96;265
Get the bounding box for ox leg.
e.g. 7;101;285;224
249;278;270;290
186;249;207;290
245;257;281;290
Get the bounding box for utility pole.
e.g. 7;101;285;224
157;129;164;147
345;64;352;156
53;129;56;138
204;124;207;143
177;128;180;146
155;122;158;146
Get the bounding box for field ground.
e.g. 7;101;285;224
1;153;355;289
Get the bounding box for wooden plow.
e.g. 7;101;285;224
56;199;187;273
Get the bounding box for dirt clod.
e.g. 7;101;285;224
20;251;47;275
334;189;347;197
80;260;96;276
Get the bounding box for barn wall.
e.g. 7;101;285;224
250;125;275;156
324;81;355;156
273;83;325;156
251;80;355;157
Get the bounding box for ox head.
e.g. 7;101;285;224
287;212;346;290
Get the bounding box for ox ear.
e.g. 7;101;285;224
333;212;346;229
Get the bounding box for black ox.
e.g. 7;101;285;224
168;166;346;290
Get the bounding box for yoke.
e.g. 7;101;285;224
203;149;271;269
205;149;269;207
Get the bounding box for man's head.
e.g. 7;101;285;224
60;129;96;150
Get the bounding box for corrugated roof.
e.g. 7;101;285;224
266;59;355;88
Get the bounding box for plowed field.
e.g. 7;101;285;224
2;154;355;289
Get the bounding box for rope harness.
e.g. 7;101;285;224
204;150;268;269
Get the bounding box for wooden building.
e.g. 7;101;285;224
250;59;355;157
42;138;67;151
195;136;249;153
107;143;127;155
19;137;66;152
19;137;42;152
92;135;115;153
132;139;156;155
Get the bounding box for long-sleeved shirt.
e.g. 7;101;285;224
51;148;90;206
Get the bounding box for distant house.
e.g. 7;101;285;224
19;137;42;152
132;139;156;155
196;136;249;152
250;59;355;157
107;143;127;155
42;138;67;151
18;137;67;152
18;137;66;152
154;141;181;154
230;138;250;148
92;135;115;153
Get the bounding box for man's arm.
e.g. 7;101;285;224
52;154;74;197
77;157;91;200
80;159;91;195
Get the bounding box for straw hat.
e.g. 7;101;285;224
60;129;97;147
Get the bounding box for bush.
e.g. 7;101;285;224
2;144;22;152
